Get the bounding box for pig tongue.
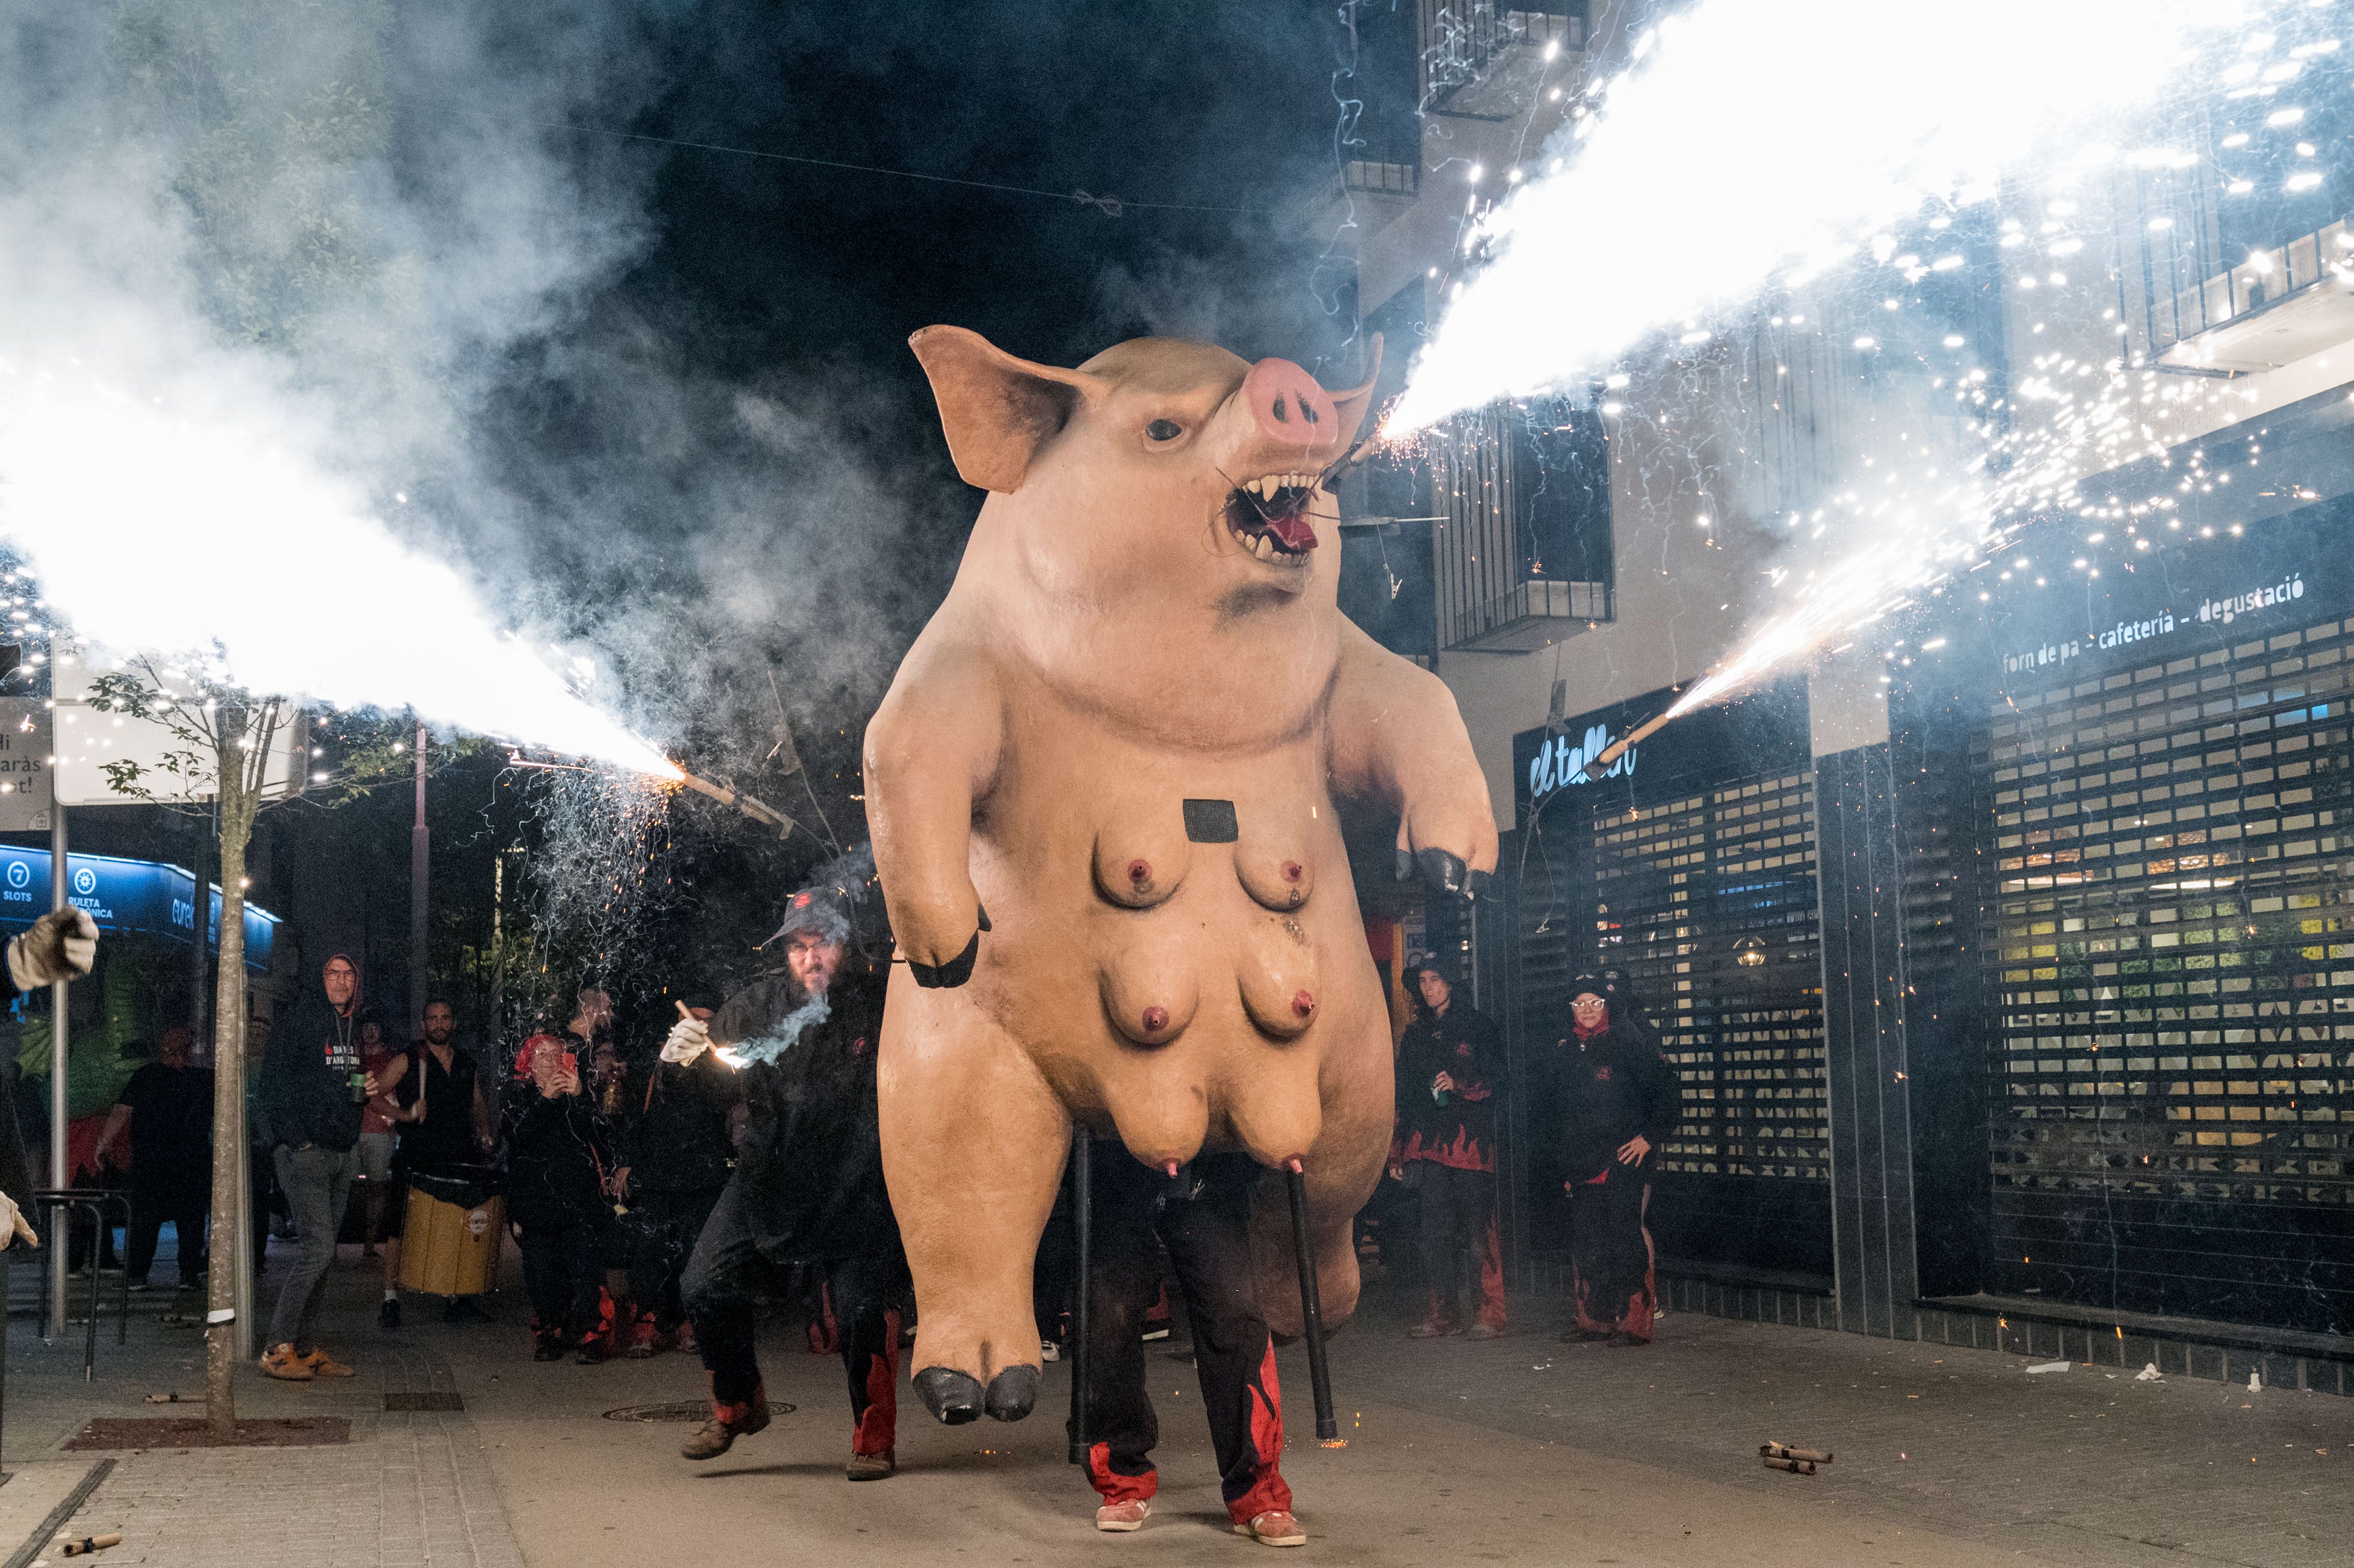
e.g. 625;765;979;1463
1265;511;1318;551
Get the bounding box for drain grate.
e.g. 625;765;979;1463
603;1399;793;1422
384;1391;466;1412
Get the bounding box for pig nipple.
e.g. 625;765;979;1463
1292;990;1316;1018
1282;861;1302;883
1161;1160;1182;1180
1128;859;1151;884
1141;1005;1169;1034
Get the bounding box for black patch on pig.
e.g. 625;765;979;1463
1183;800;1239;843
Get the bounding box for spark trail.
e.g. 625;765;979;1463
1387;0;2251;436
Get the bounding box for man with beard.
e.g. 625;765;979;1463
664;878;906;1481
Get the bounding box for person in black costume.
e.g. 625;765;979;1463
1535;969;1679;1345
1073;1151;1303;1546
94;1026;213;1292
668;871;909;1482
617;1005;736;1357
503;1033;620;1363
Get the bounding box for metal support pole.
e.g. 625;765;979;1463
48;805;67;1341
1284;1160;1338;1443
410;721;428;1039
1066;1125;1091;1465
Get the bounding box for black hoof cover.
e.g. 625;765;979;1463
984;1364;1039;1422
914;1366;984;1425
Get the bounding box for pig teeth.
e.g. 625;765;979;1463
1253;533;1275;560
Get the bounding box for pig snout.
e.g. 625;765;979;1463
1237;358;1337;454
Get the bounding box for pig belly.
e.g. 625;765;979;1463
958;744;1389;1172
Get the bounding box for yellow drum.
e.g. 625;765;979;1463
398;1181;504;1298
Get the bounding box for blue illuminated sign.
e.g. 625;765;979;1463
0;848;277;972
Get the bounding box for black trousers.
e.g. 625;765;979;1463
1411;1162;1506;1330
626;1184;723;1332
517;1216;606;1338
127;1176;210;1286
1568;1168;1654;1339
1074;1153;1292;1526
682;1176;907;1456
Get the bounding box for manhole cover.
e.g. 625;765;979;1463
602;1399;792;1422
385;1391;466;1412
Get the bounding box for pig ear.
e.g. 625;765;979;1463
909;326;1108;492
1324;333;1385;448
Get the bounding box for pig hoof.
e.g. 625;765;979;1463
1414;847;1469;895
984;1365;1039;1422
914;1366;985;1424
910;931;982;989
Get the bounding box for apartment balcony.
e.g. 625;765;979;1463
2152;216;2354;374
1429;403;1615;654
1423;3;1584;121
1300;148;1422;251
1444;576;1613;651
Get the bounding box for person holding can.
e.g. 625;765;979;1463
1391;953;1508;1340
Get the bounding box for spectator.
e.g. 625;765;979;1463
504;1033;618;1362
1392;954;1508;1340
356;1018;399;1261
1541;970;1678;1347
375;999;494;1328
563;985;635;1351
93;1025;214;1293
256;952;373;1381
617;1005;735;1357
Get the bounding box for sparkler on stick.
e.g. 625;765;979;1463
672;769;796;838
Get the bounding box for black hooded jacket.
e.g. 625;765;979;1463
1532;1009;1680;1186
502;1075;614;1230
624;1051;738;1193
711;965;898;1267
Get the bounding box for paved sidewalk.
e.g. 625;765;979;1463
0;1235;2345;1567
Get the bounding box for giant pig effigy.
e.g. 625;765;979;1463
864;326;1498;1424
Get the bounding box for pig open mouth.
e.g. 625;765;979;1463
1223;472;1322;565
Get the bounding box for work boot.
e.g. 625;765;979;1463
302;1348;356;1378
1233;1511;1307;1547
681;1382;770;1460
257;1343;314;1381
533;1331;564;1362
1095;1499;1151;1532
845;1448;895;1482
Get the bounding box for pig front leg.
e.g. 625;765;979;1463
879;977;1068;1425
864;628;1004;982
1324;620;1500;890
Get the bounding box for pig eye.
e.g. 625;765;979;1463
1145;419;1183;442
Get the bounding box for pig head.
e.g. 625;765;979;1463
865;327;1497;1428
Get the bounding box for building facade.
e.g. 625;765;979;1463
1314;0;2354;1380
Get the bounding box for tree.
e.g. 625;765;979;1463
87;658;407;1433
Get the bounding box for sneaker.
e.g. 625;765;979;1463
845;1449;896;1482
1407;1321;1459;1339
574;1334;606;1365
1234;1510;1307;1547
302;1348;356;1378
681;1386;771;1461
533;1333;564;1362
1140;1325;1171;1342
1464;1322;1505;1341
125;1277;154;1295
1040;1339;1061;1363
257;1343;314;1381
673;1321;698;1356
1095;1499;1151;1532
379;1298;402;1330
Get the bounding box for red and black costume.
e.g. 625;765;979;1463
622;1048;736;1347
1537;973;1678;1343
682;962;908;1468
503;1036;620;1357
1393;982;1507;1334
1075;1151;1292;1528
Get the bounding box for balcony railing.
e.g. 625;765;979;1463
1430;404;1614;653
1422;2;1583;111
2149;215;2354;373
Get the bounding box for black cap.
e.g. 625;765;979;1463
1406;950;1460;988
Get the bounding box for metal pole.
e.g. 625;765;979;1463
48;805;68;1339
1066;1125;1091;1465
1284;1160;1339;1443
189;815;210;1044
410;721;428;1040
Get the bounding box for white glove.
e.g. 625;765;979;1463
660;1014;711;1065
0;1191;37;1251
7;908;97;991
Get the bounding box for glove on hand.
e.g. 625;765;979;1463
7;908;97;992
659;1013;711;1065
